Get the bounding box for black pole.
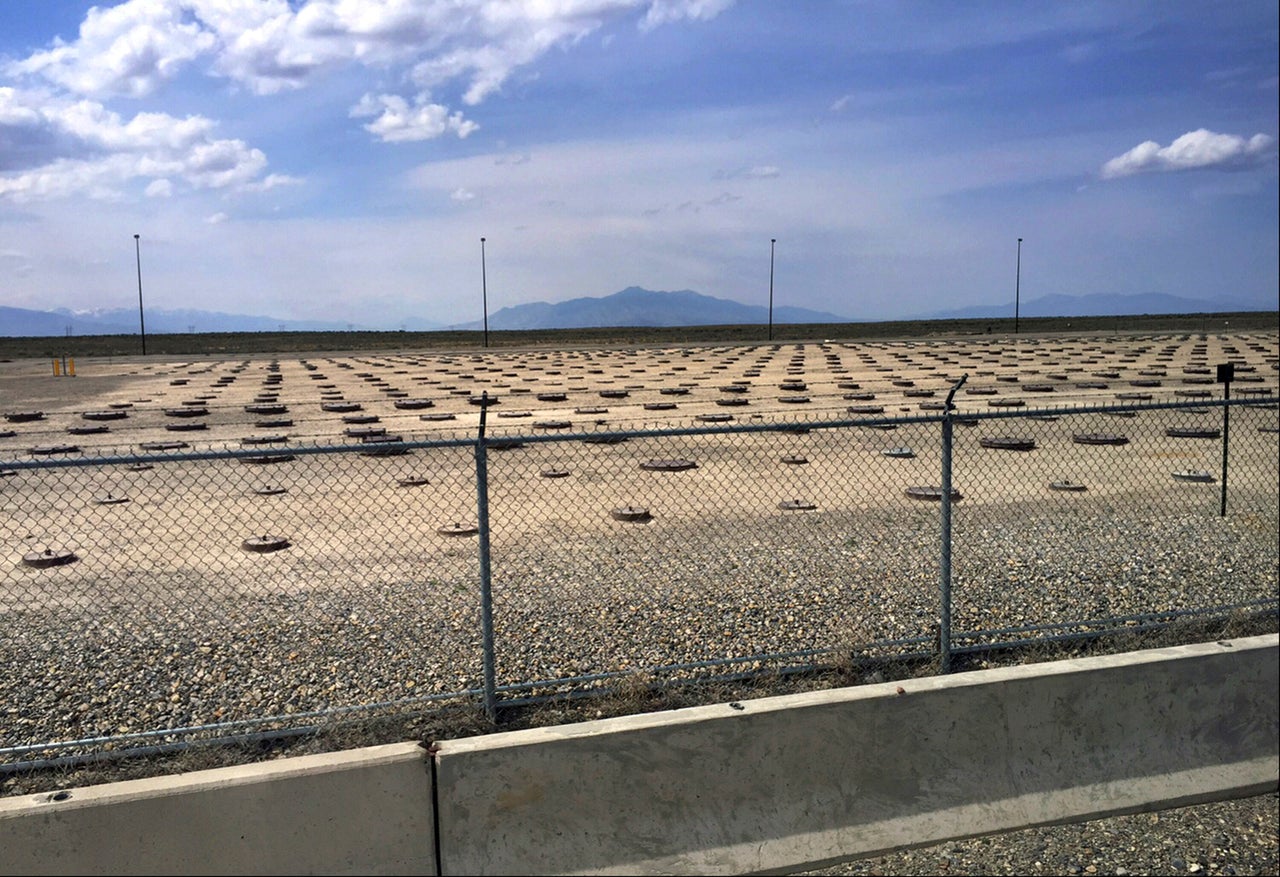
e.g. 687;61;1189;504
767;238;776;342
1014;237;1022;335
480;236;489;349
134;234;146;355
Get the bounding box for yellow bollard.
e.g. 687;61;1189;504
53;359;61;376
68;358;76;377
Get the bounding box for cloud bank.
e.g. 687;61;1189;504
1101;128;1276;179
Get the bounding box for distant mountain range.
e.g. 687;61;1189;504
913;292;1266;321
446;286;848;330
1;289;1271;338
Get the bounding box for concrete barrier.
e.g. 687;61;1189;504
433;635;1278;874
0;742;436;876
2;635;1276;875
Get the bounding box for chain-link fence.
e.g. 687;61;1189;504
2;392;1277;771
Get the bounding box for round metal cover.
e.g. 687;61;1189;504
394;398;435;410
0;469;15;477
540;468;571;478
82;410;127;421
256;418;293;428
242;535;290;553
1166;427;1221;439
644;402;678;410
489;440;525;451
468;395;499;406
610;505;652;522
240;454;295;465
242;434;288;445
437;522;479;537
253;486;287;496
988;399;1025;407
905;486;962;501
165;422;207;431
778;499;817;511
29;444;80;456
22;548;77;568
715;398;748;406
67;425;109;435
575;406;608;414
343;414;380;424
866;423;898;430
245;404;287;415
346;426;386;438
1116;393;1152;401
779;381;807;391
780;455;808;465
719;385;748;393
420;412;457;421
779;396;810;404
882;446;915;458
640;458;697;472
696;413;733;422
534;420;573;429
902;389;935;398
94;492;129;505
164;407;208;417
1172;470;1215;483
659;387;690;396
599;389;629;398
1072;433;1129;446
6;411;45;423
965;387;997;395
536;393;568;402
979;436;1037;451
322;402;362;412
1049;480;1088;492
140;440;188;451
1175;390;1212;398
397;475;430;487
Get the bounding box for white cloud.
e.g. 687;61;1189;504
350;92;478;142
1100;129;1277;179
5;0;217;98
0;86;275;201
205;210;228;223
451;187;476;202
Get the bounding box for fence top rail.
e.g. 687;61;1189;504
1;395;1274;470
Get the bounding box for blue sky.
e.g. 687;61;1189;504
1;1;1276;330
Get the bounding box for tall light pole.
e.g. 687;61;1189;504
134;233;146;355
480;236;489;349
1014;237;1022;335
767;238;776;342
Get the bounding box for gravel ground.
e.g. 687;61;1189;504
802;792;1280;877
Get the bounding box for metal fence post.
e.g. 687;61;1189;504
1220;383;1231;518
474;393;498;722
939;374;968;674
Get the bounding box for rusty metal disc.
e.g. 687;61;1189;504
253;486;287;496
82;410;127;421
242;434;288;445
640;459;697;472
847;404;884;414
1172;470;1215;483
139;440;188;451
979;436;1037;451
659;387;690;396
696;413;733;423
29;444;80;456
6;411;45;423
437;522;479;537
1165;427;1221;439
420;412;457;421
1049;480;1088;492
536;393;568;402
322;401;362;412
394;399;435;409
534;420;573;429
242;535;291;553
67;425;109;435
165;422;208;431
244;404;287;415
610;505;652;522
778;499;817;511
164;407;208;417
240;454;295;465
396;475;430;487
1072;433;1129;446
22;548;77;568
905;486;962;501
540;468;571;478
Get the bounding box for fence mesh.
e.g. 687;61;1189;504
2;336;1277;769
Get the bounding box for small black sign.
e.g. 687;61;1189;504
1216;362;1235;383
